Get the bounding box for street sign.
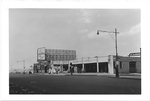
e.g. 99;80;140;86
129;52;140;57
116;61;119;65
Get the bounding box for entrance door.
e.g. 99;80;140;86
129;61;136;73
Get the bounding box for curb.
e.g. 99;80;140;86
119;76;141;80
33;73;141;79
109;76;141;80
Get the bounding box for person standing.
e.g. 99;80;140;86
70;63;73;75
48;60;52;74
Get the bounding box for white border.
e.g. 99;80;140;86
1;1;150;101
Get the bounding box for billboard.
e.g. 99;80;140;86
37;48;76;62
37;47;46;61
37;47;45;54
45;49;76;61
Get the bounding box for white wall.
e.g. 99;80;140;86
108;55;114;74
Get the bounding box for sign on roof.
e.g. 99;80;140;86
129;52;141;57
37;48;76;62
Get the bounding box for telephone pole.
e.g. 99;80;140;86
115;28;119;77
97;28;119;77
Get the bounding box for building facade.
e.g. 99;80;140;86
117;56;141;73
34;48;141;74
33;48;76;73
70;55;141;74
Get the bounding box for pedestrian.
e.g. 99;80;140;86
74;65;77;73
70;63;73;75
48;60;52;74
49;68;51;74
50;62;54;74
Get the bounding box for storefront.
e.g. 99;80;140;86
70;55;141;74
34;47;141;74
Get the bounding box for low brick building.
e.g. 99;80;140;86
108;55;141;74
118;56;141;73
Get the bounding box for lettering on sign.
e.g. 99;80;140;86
129;52;140;57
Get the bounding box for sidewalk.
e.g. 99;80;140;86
38;72;141;79
44;73;65;76
118;73;141;79
119;75;141;79
43;72;113;76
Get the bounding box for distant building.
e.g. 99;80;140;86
33;47;76;73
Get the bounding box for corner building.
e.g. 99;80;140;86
69;55;141;74
33;48;76;73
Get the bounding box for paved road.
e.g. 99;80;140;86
9;73;141;94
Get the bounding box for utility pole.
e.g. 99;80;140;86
115;28;119;77
97;28;119;77
140;48;141;57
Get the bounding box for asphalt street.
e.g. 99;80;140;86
9;73;141;94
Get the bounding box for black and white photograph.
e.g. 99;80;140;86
1;1;150;101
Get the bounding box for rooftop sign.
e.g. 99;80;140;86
129;52;141;57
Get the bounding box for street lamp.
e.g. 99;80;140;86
17;60;25;74
97;28;119;77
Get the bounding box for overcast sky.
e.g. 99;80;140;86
9;9;141;70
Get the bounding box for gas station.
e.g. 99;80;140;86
33;47;141;74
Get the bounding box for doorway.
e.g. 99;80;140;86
129;61;136;73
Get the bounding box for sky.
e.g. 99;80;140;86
9;9;141;70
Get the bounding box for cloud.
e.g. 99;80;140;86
121;23;141;36
79;10;92;24
78;29;88;33
87;31;97;39
83;18;91;23
129;23;141;35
